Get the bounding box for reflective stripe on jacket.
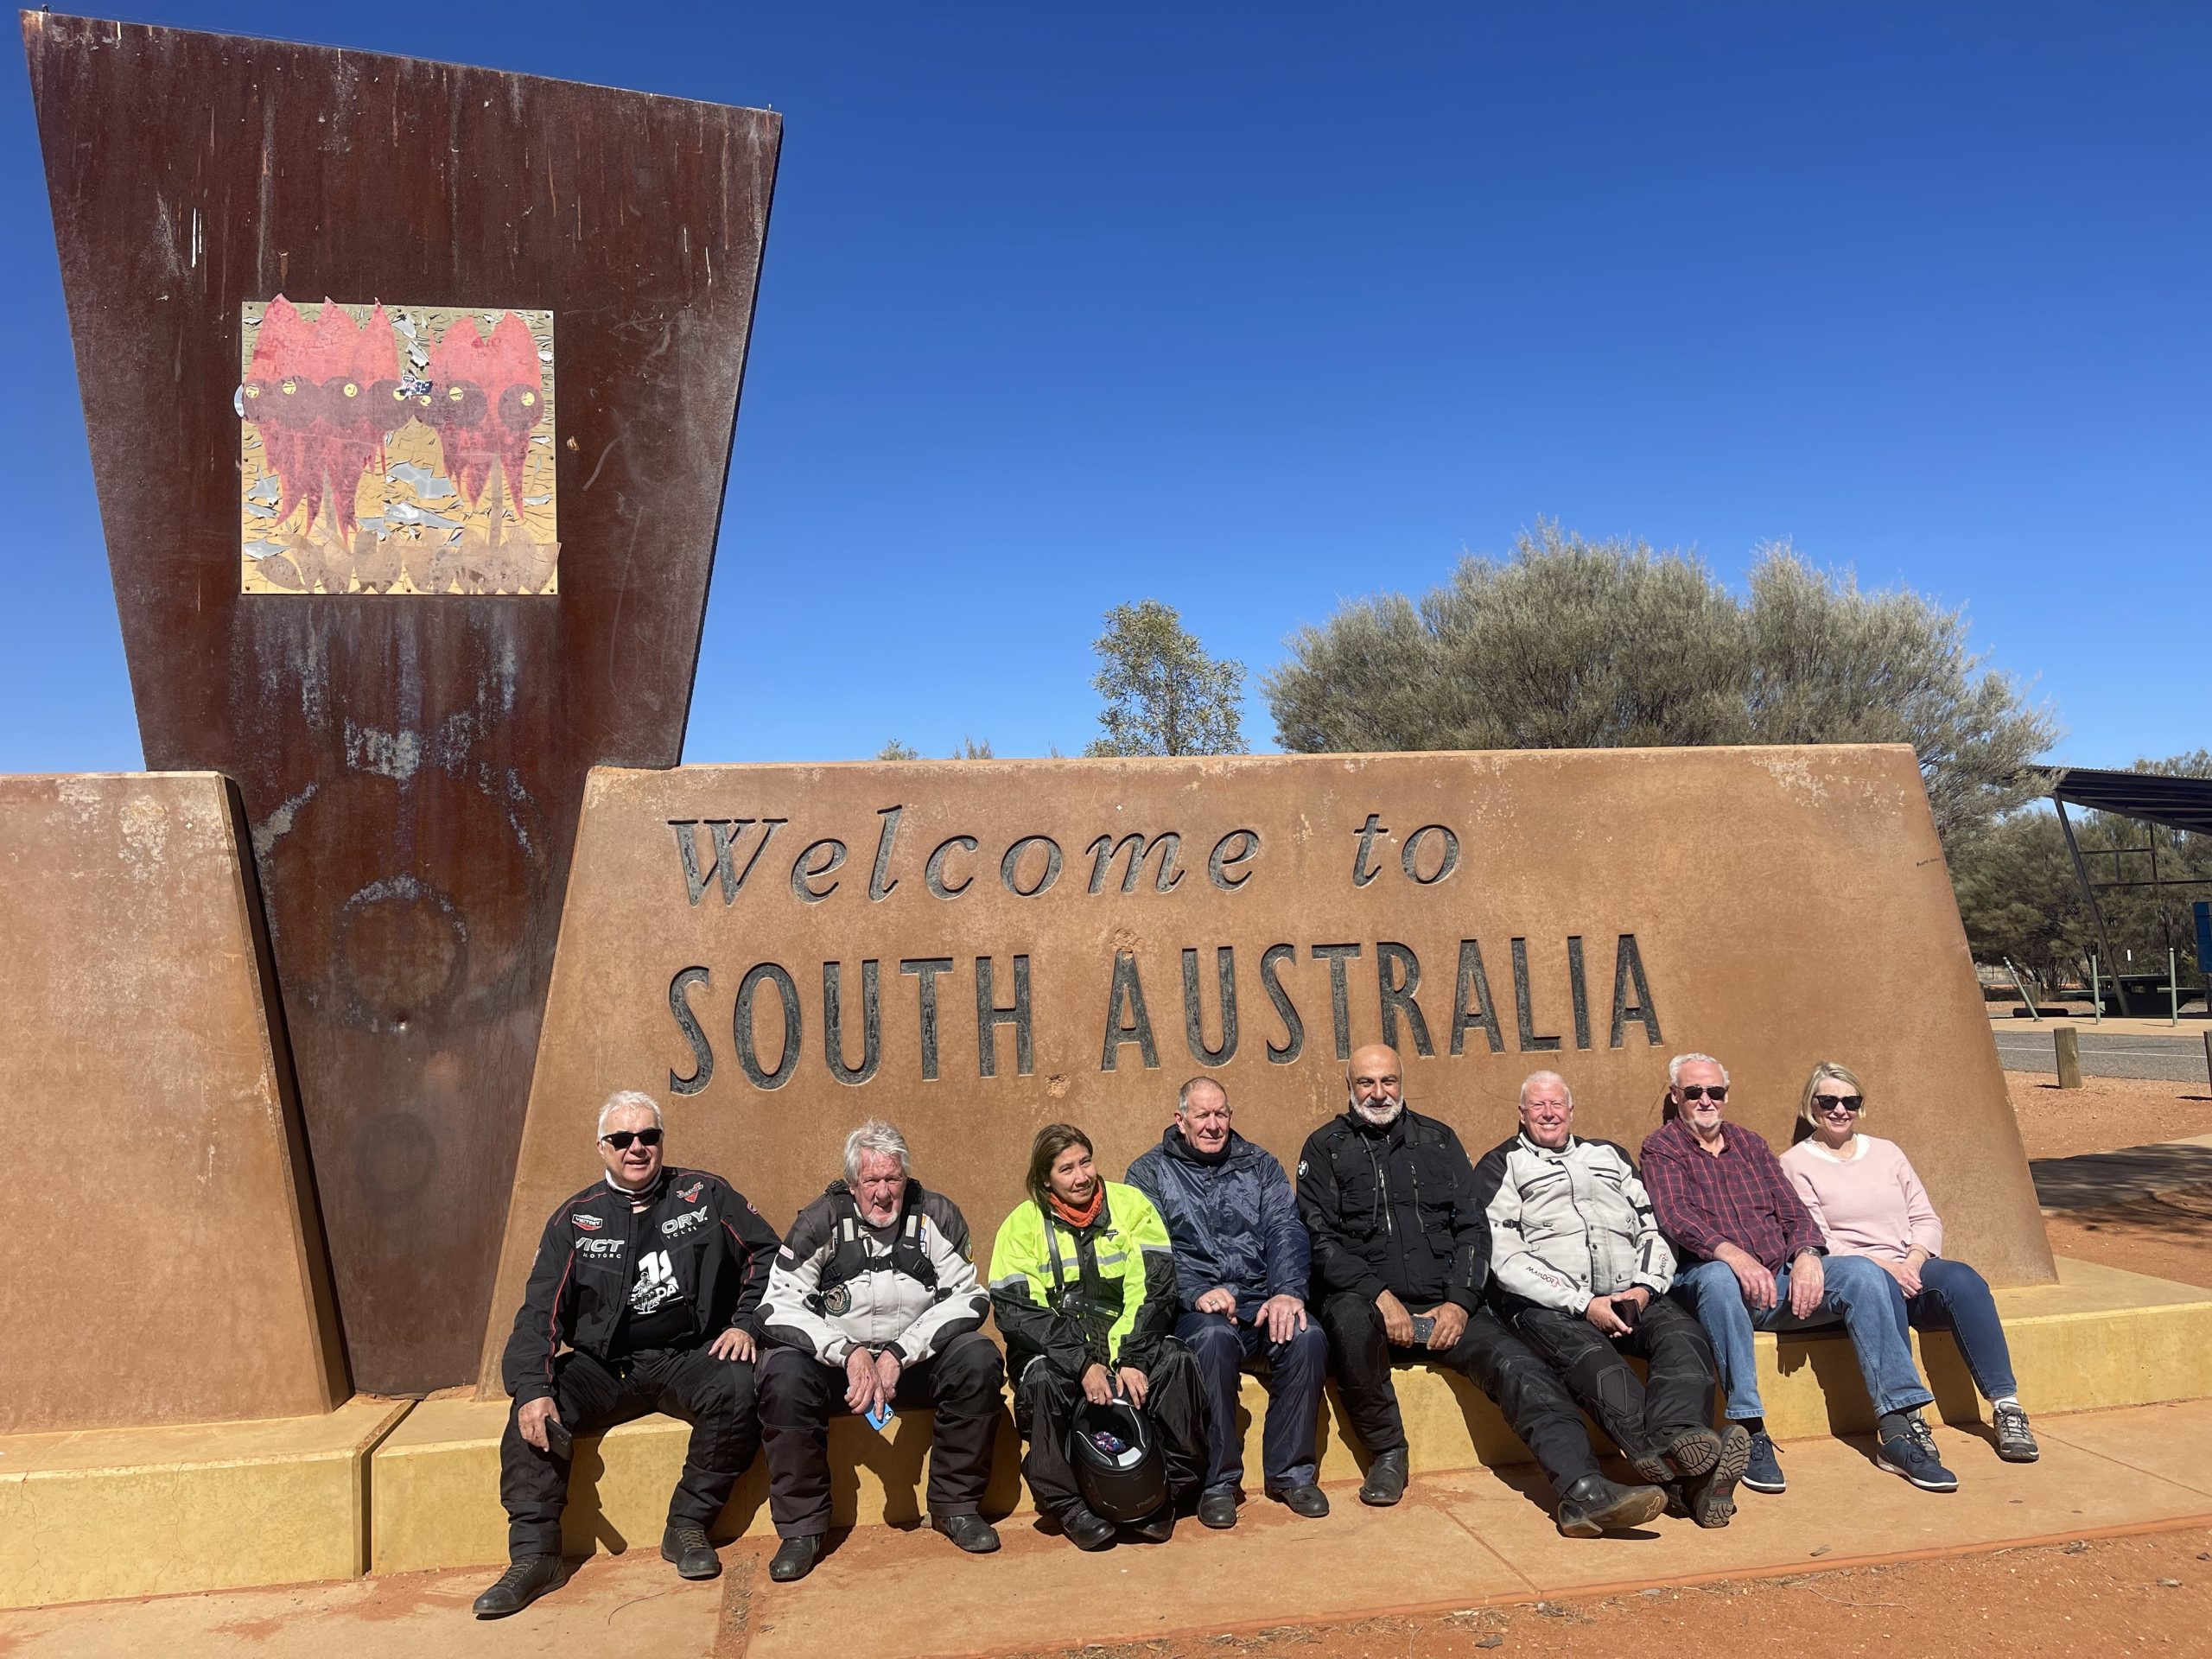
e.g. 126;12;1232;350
987;1181;1178;1381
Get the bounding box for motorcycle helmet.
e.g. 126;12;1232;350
1068;1395;1166;1522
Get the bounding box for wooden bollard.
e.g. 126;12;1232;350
2056;1026;2082;1090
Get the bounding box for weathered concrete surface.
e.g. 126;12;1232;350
0;773;346;1432
0;1541;722;1647
26;13;780;1393
745;1404;2212;1659
0;1395;409;1609
481;745;2051;1381
12;1401;2212;1655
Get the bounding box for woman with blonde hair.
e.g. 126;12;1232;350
1778;1062;2038;1465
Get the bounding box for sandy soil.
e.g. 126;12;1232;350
1003;1527;2212;1659
2007;1073;2212;1161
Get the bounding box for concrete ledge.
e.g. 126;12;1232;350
0;1395;410;1609
371;1396;1024;1573
1748;1255;2212;1440
372;1257;2212;1575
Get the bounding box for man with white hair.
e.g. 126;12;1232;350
1473;1071;1745;1528
478;1090;783;1618
1642;1052;1950;1500
756;1120;1003;1582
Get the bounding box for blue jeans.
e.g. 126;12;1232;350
1672;1254;1935;1421
1174;1308;1327;1494
1903;1256;2019;1402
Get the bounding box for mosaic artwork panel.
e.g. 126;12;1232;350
238;297;558;594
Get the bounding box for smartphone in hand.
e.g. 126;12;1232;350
1409;1313;1436;1344
544;1416;574;1460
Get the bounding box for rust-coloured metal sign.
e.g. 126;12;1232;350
26;12;779;1391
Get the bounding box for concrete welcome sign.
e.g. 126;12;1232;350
482;742;2050;1379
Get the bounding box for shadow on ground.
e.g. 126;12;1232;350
2032;1138;2212;1236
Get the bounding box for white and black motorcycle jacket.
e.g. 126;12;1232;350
759;1179;989;1368
1470;1132;1675;1318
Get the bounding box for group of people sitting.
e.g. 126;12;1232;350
474;1045;2041;1618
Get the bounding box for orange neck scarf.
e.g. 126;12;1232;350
1048;1186;1103;1230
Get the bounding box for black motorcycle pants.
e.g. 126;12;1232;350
499;1344;759;1560
758;1329;1006;1539
1318;1289;1601;1497
1511;1294;1719;1466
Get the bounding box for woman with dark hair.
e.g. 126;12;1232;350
1778;1062;2039;1466
988;1122;1210;1549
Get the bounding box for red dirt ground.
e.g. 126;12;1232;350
992;1525;2212;1658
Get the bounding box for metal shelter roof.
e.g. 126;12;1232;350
2050;767;2212;838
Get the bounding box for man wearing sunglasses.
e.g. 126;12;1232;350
1640;1054;1942;1500
479;1090;785;1618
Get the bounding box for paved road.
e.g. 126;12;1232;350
1993;1025;2210;1084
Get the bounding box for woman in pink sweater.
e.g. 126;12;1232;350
1778;1061;2039;1466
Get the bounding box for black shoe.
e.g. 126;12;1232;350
768;1534;823;1582
473;1554;563;1618
1687;1423;1751;1529
1359;1447;1409;1507
1634;1425;1723;1485
931;1513;1001;1554
1198;1488;1240;1529
1662;1480;1694;1520
1554;1473;1668;1539
660;1523;721;1580
1059;1504;1116;1551
1125;1503;1175;1543
1268;1484;1331;1518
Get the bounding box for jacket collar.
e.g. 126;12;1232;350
1160;1123;1240;1168
827;1175;923;1226
1516;1129;1579;1160
601;1166;674;1208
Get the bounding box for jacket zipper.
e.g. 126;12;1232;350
1370;1134;1393;1236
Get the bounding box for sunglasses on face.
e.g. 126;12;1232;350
1677;1085;1728;1103
1815;1095;1865;1113
601;1128;663;1151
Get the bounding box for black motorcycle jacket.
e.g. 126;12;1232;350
1295;1107;1488;1312
501;1166;784;1405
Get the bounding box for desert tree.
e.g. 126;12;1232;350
1085;600;1248;758
1264;522;2056;842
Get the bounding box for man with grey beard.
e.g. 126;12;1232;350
1296;1045;1665;1537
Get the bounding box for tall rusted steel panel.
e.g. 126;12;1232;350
25;12;779;1391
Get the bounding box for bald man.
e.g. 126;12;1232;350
1296;1045;1664;1538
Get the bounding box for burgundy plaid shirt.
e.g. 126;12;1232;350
1638;1116;1823;1272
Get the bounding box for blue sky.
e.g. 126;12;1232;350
3;3;2205;772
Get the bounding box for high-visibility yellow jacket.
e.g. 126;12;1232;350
988;1182;1179;1382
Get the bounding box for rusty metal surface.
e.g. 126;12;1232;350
25;13;779;1391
